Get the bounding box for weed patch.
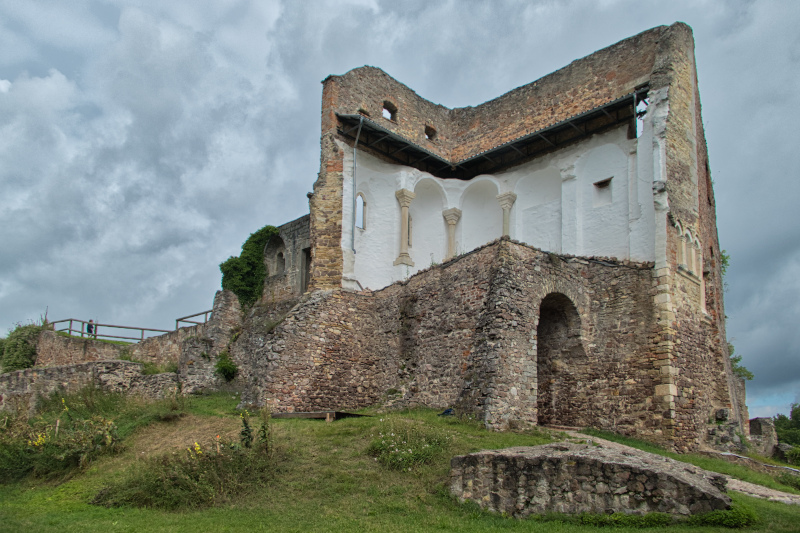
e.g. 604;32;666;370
93;408;273;510
0;399;119;482
215;350;238;381
367;417;451;471
687;502;759;528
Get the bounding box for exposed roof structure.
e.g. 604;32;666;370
337;87;648;180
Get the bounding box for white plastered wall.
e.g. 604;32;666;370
340;123;661;291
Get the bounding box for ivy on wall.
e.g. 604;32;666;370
220;225;279;308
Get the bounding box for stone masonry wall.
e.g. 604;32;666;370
450;443;730;517
35;330;123;367
649;23;735;451
0;361;178;414
234;239;705;448
321;25;678;163
34;290;242;371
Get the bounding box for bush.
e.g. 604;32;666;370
215;351;238;381
777;472;800;490
93;408;272;510
1;322;46;372
367;417;451;471
686;504;758;528
0;399;119;482
220;225;279;308
786;447;800;466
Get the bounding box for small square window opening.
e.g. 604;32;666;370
382;101;397;121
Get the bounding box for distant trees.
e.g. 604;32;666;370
775;404;800;447
219;225;279;308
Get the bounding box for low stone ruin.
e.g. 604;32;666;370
450;442;730;517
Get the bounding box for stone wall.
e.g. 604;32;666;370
450;443;730;517
35;330;123;366
34;290;242;371
263;214;311;304
0;361;178;414
320;25;675;163
237;237;738;450
238;239;684;444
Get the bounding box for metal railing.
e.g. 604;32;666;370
175;309;213;330
49;319;172;343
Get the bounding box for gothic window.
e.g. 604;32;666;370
356;193;366;230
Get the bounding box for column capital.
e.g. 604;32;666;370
442;207;462;224
496;192;517;210
395;188;416;207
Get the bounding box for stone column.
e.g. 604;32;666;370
496;192;517;237
394;189;415;266
442;208;462;260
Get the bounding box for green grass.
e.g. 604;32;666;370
581;428;800;495
2;395;800;532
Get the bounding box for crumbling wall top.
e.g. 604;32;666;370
322;23;694;164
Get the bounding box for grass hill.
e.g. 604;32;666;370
2;390;800;532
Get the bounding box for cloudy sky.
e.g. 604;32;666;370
1;0;798;418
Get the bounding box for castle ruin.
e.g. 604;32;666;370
1;23;746;454
245;22;743;452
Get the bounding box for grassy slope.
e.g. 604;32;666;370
2;395;799;533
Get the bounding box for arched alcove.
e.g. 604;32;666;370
460;179;501;253
535;293;588;427
264;235;287;277
409;178;446;267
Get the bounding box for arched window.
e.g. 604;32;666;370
276;252;285;275
355;193;366;229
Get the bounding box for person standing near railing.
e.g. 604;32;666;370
87;319;95;338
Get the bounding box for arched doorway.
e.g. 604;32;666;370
536;293;588;426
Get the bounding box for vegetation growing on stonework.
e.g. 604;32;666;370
728;343;754;381
215;350;238;381
0;320;47;373
219;224;279;308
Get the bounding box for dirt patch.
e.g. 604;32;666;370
127;414;241;458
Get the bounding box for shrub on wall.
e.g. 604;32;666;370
1;322;47;373
220;225;279;308
215;350;238;381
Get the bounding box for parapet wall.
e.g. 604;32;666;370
34;290;242;369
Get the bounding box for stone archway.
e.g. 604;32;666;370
536;292;588;427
